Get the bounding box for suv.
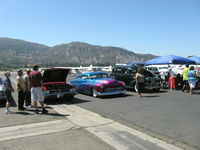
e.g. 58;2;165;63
110;65;161;92
42;68;76;101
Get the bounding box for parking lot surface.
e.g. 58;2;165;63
0;73;200;150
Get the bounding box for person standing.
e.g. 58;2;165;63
29;65;48;114
188;66;198;94
16;69;26;110
24;69;32;107
182;64;189;92
135;68;145;98
3;72;14;114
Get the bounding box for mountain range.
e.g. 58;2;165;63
0;37;156;68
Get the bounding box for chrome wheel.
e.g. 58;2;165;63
92;88;98;97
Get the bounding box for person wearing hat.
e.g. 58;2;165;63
29;65;48;114
3;72;14;114
16;69;26;110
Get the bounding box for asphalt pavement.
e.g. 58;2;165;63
0;72;199;150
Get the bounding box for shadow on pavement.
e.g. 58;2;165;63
14;111;34;115
15;109;69;117
45;97;91;105
99;93;133;99
143;90;168;93
193;91;200;95
142;95;160;98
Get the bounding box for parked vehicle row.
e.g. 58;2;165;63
110;65;161;92
1;66;161;103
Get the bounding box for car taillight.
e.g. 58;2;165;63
42;86;47;91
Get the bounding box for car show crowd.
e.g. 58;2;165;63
0;54;200;114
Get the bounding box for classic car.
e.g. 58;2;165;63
42;68;76;101
70;72;126;97
110;65;161;92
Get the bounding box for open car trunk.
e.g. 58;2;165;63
43;68;70;83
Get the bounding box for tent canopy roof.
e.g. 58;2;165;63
188;56;200;64
145;55;196;65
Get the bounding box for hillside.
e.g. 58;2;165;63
0;38;156;68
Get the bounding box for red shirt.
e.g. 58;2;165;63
29;70;42;87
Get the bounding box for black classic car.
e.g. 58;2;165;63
110;65;161;92
42;68;76;101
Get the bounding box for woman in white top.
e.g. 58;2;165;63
135;68;145;98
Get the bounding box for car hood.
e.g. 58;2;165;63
92;78;118;85
43;68;70;83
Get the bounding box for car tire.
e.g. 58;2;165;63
67;95;74;101
130;81;136;91
154;88;160;92
92;88;98;98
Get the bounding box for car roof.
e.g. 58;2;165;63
79;72;108;76
113;65;139;68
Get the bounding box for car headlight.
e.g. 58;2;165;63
100;85;104;88
45;90;50;94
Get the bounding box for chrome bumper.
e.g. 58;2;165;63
44;91;76;98
97;90;126;96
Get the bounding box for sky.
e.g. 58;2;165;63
0;0;200;57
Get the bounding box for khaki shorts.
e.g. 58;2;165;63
31;87;44;102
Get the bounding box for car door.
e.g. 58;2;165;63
110;67;123;81
124;68;136;87
71;75;88;92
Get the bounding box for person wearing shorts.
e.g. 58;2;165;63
182;64;189;92
188;66;198;94
29;65;48;114
135;68;145;98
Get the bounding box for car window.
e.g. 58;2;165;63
102;73;109;78
90;74;98;79
90;73;109;79
143;70;154;77
80;75;88;79
113;68;123;73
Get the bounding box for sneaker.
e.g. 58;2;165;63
42;109;48;114
26;105;32;108
35;109;39;114
4;110;13;114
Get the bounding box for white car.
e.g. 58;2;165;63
0;82;6;101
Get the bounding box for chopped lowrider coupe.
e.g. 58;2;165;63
42;68;76;101
70;72;126;97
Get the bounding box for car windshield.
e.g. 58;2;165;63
90;73;109;79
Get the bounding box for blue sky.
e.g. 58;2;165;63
0;0;199;57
